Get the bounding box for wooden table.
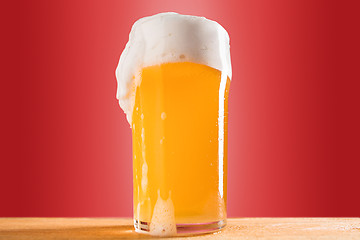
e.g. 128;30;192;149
0;218;359;239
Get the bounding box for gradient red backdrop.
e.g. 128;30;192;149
1;0;359;217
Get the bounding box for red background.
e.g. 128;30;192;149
1;0;360;217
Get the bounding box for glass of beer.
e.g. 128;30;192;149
116;12;231;236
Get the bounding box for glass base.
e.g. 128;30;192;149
134;219;226;236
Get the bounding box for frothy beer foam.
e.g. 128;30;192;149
149;190;177;236
115;12;232;123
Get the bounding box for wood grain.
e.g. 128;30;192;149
0;218;359;239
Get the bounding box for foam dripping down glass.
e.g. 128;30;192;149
115;12;232;237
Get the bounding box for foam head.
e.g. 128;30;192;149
115;12;232;123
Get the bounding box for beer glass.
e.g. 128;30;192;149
116;13;232;236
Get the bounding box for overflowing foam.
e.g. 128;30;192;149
115;12;232;123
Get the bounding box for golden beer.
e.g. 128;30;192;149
115;12;231;236
132;62;230;235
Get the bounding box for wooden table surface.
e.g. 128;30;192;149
0;218;359;239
